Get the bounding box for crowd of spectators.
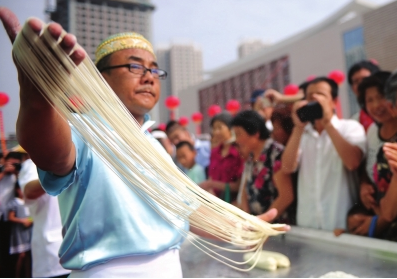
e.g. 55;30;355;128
1;59;397;277
158;60;397;241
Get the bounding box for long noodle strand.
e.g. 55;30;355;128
12;19;284;271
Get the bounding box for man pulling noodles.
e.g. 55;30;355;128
0;8;288;277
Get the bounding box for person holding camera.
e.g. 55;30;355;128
0;152;23;277
281;77;366;231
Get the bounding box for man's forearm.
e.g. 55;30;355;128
279;92;304;103
380;175;397;222
281;127;303;173
17;87;75;176
324;123;363;171
271;171;294;219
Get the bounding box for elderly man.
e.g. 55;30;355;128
0;8;284;277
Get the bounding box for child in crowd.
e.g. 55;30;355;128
334;204;372;237
176;141;206;185
7;183;33;278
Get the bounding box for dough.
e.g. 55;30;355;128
244;250;290;271
319;271;357;278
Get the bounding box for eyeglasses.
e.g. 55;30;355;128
99;63;167;80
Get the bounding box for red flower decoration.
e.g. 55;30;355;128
378;178;389;192
273;160;282;173
373;164;378;183
254;168;268;189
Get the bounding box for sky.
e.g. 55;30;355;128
151;0;394;71
0;0;394;136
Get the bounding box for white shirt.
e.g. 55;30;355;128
266;119;273;131
19;159;68;278
68;249;182;278
296;116;367;231
366;123;384;184
351;111;359;122
0;174;16;221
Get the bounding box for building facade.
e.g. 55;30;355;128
363;0;397;72
50;0;155;60
178;0;380;134
156;44;203;123
197;56;289;133
238;39;270;59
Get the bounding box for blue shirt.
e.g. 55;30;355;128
194;139;211;169
38;116;189;271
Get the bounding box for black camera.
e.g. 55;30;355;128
0;163;22;173
296;101;323;123
13;163;22;172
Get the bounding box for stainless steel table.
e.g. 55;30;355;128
180;226;397;277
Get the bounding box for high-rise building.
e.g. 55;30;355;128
156;44;203;123
50;0;155;60
238;39;270;59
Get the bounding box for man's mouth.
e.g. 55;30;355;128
136;90;155;97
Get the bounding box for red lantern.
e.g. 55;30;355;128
178;116;189;127
0;92;10;108
284;84;299;96
226;100;240;115
328;70;345;85
191;112;203;124
165;96;180;110
158;123;166;131
165;96;180;120
306;75;316;82
0;92;9;156
207;105;222;117
191;112;203;135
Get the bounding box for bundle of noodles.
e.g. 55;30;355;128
13;19;284;271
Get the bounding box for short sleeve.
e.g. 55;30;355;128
19;160;39;190
342;120;367;156
37;128;83;196
6;199;17;214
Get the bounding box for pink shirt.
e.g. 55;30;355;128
208;144;244;183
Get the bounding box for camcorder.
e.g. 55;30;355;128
296;101;323;122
